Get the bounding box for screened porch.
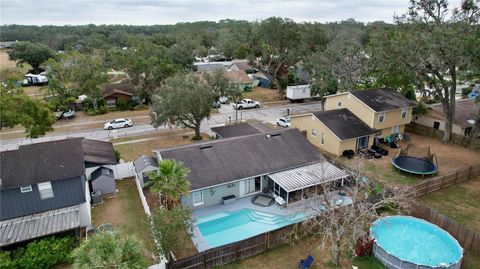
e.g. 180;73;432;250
267;161;350;205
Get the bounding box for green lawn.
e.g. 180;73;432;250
217;235;385;269
419;176;480;233
91;178;155;261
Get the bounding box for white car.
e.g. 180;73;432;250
104;118;133;130
232;99;260;110
276;117;291;128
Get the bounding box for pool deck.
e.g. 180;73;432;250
191;191;352;251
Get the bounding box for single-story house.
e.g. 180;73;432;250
0;138;98;247
232;60;254;73
324;88;416;139
154;129;349;209
224;70;254;91
194;62;230;72
291;109;377;156
133;155;159;188
413;99;478;136
90;167;116;195
102;83;140;107
252;71;272;88
211;123;262;139
0;41;17;49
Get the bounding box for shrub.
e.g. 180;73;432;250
114;149;121;162
1;236;76;269
115;99;133;111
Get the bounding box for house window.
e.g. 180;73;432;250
38;182;54;200
20;185;32;193
321;133;325;145
337;101;342;107
192;190;204;206
106;99;116;107
356;136;369;150
311;129;317;137
378;113;385;123
433;121;440;129
239;177;261;197
401;108;408;119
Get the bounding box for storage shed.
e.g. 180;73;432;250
133;155;159;188
91;167;116;195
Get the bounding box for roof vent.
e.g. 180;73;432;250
200;145;213;150
267;133;281;138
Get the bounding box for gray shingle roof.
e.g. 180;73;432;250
313;109;376;140
156;129;323;191
91;166;114;181
430;99;478;128
211;123;262;138
350;88;416;112
82;139;117;166
0;138;86;190
133;155;158;173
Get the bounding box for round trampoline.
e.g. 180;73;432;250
371;216;463;269
391;144;438;175
391;156;437;175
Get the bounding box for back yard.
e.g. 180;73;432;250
335;133;480;187
91;178;155;261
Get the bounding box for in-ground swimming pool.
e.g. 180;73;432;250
196;208;305;248
371;216;463;269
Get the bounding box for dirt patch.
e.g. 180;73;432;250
243;87;284;102
0;50;18;69
91;178;155;261
335;133;480;187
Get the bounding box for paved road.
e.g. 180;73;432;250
0;102;321;151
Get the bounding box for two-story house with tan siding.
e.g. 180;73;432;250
291;109;377;156
324;88;417;139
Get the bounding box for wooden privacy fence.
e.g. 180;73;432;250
411;203;480;255
405;123;480;151
410;162;480;198
167;223;297;269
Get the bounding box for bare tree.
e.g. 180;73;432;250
299;160;412;267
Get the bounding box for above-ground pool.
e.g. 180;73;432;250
371;216;463;269
195;209;304;248
391;156;438;175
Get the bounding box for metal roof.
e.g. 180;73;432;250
0;205;80;247
268;161;350;192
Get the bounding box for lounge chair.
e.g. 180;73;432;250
298;255;314;269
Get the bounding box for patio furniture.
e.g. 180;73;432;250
222;195;237;205
298;255;314;269
251;194;275;207
275;196;286;207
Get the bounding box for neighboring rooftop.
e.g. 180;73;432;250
156;129;323;191
232;60;253;71
82;139;117;166
91;166;114;181
0;138;116;190
211;122;262;138
0;138;86;190
0;205;80;247
133;155;158;173
312;109;377;140
430;99;478;128
102;83;135;98
224;70;253;84
349;88;416;112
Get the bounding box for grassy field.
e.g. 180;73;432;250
113;131;210;161
243;87;284;102
419;176;480;233
91;178;155;261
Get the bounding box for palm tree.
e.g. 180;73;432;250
72;230;146;269
148;159;191;210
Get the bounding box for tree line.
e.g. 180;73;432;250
1;0;479;142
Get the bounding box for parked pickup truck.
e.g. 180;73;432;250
232;99;260;110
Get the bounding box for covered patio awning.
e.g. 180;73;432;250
269;161;350;193
0;205;80;247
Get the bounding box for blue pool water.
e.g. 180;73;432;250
196;209;305;248
371;216;463;267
